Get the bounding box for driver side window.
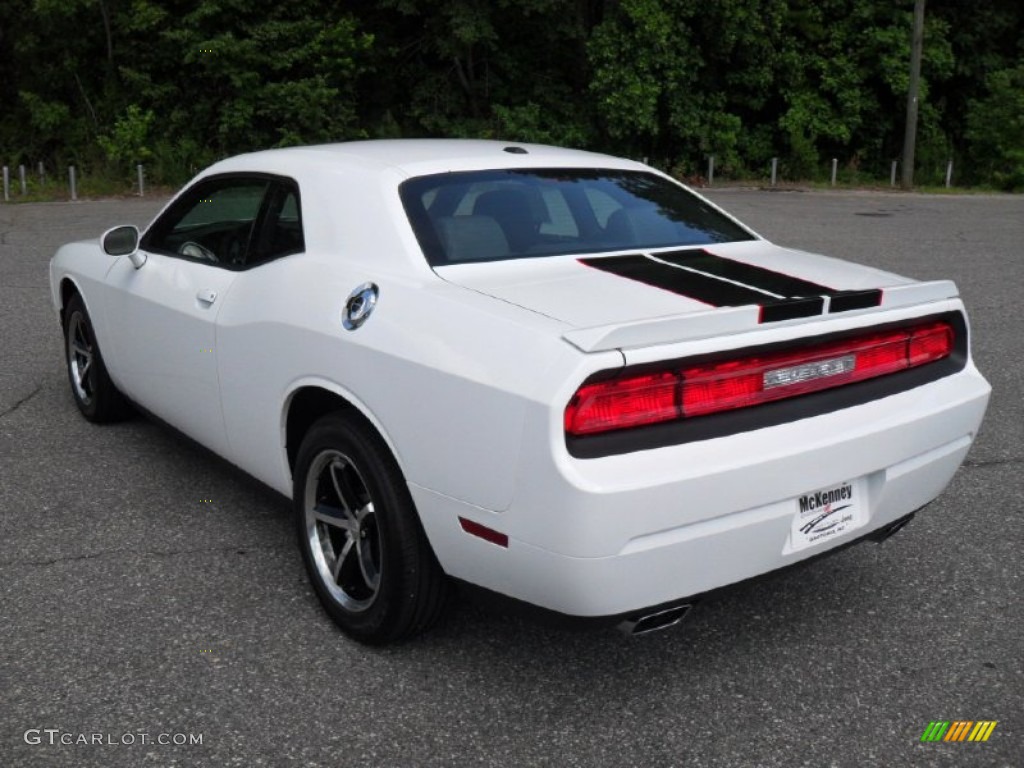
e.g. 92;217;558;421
144;178;268;266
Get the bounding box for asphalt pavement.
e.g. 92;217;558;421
0;188;1021;767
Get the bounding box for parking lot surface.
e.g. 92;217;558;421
1;189;1021;767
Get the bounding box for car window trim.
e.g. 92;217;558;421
248;180;306;267
140;172;303;272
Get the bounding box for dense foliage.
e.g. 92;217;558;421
0;0;1020;188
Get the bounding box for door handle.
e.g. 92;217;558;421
196;288;217;305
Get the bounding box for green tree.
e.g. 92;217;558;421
98;104;155;168
118;1;371;167
967;65;1024;190
364;0;597;145
1;0;1020;190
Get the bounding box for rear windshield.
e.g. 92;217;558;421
399;169;755;266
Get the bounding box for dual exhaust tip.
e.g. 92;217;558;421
618;604;693;636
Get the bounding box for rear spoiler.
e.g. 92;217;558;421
561;280;959;353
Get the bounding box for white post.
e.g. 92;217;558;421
19;164;26;195
69;165;77;201
707;155;715;186
38;161;45;184
831;158;838;187
2;166;9;202
770;157;778;186
890;161;898;187
137;164;145;197
945;160;953;188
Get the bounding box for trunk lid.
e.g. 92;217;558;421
435;240;957;351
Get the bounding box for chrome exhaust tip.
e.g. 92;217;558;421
618;604;693;636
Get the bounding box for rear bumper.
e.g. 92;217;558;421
413;362;990;618
454;511;919;631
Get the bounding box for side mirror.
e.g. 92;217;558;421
101;225;146;268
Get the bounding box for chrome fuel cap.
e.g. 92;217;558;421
343;282;379;330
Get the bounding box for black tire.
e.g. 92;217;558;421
63;294;131;422
293;412;448;644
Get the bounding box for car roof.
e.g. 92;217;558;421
204;139;646;179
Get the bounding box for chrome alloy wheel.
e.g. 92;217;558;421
67;311;96;405
304;450;382;612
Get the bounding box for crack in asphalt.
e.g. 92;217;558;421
962;457;1024;468
0;543;290;568
0;383;42;420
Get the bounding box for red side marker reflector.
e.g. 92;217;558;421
459;517;509;548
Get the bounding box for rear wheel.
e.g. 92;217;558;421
63;294;130;422
293;412;448;643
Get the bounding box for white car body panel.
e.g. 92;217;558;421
49;139;990;622
419;344;987;615
437;240;913;329
214;256;571;508
101;253;237;456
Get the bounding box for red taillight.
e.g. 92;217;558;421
564;371;680;435
908;322;954;366
565;320;954;436
682;329;914;417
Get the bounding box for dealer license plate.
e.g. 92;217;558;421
788;479;866;553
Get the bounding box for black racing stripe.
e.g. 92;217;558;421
658;249;883;316
829;289;883;312
581;254;825;321
760;297;826;322
657;249;835;297
579;255;772;307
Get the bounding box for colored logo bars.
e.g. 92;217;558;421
920;721;998;742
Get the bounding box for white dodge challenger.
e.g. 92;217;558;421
49;140;990;643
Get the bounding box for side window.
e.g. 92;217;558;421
250;182;305;265
144;178;268;266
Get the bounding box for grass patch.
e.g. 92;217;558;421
1;171;175;203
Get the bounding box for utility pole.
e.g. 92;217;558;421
901;0;926;189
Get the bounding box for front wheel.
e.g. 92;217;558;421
63;294;130;422
293;413;448;643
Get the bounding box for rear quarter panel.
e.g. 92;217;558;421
214;167;593;510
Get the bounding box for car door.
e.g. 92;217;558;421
102;176;270;456
213;179;307;483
